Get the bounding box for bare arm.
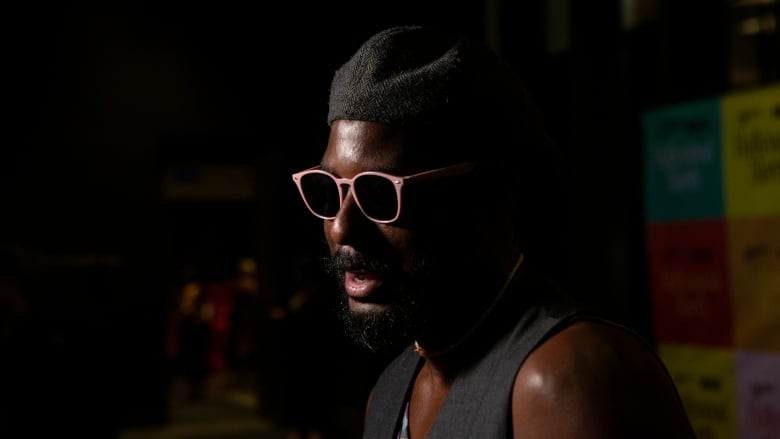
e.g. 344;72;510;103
512;321;696;439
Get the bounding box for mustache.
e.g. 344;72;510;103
324;248;393;276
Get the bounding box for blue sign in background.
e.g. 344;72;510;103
643;98;724;222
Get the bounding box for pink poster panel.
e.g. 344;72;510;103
736;351;780;439
647;220;732;346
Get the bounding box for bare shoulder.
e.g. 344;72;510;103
511;320;696;439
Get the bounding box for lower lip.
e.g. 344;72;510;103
344;271;383;300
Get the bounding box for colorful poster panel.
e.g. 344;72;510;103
722;83;780;218
643;98;724;222
728;216;780;353
647;220;732;347
736;351;780;439
660;344;738;439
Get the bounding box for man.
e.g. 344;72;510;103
291;25;696;438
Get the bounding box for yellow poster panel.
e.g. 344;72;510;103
660;344;737;439
728;216;780;353
722;82;780;217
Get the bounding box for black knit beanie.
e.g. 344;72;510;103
327;26;531;132
328;26;458;125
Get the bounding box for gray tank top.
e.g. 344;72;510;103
363;302;599;438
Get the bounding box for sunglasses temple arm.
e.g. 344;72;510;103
405;162;476;183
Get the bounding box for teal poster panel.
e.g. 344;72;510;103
643;98;724;222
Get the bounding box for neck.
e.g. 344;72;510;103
414;250;524;364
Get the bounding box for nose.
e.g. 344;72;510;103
327;190;370;245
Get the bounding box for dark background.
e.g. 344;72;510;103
2;0;777;437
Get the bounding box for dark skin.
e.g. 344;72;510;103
322;120;696;438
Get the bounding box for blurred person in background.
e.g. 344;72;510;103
166;264;211;401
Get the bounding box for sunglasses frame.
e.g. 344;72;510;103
291;162;476;224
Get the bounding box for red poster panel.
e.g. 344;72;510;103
646;220;733;347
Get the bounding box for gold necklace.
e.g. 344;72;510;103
414;252;524;357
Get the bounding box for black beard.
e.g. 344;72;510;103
325;249;426;355
335;290;416;355
323;240;490;356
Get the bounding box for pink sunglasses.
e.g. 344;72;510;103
291;162;475;223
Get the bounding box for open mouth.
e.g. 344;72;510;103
344;269;384;301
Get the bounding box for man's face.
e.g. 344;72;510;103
320;120;454;353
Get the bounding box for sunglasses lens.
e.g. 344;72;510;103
353;174;399;222
300;172;340;218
